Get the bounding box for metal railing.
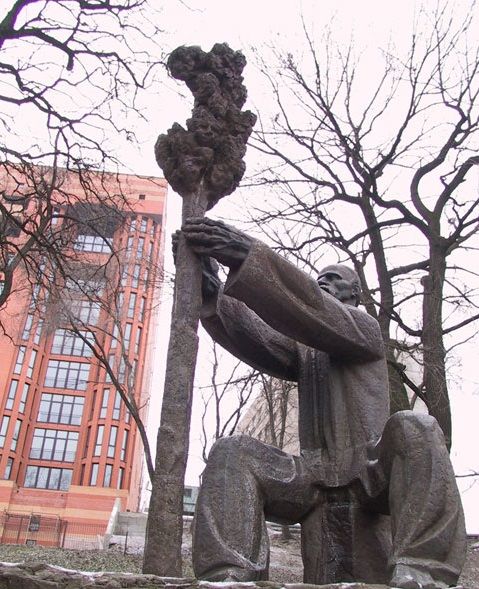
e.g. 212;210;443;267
0;512;107;550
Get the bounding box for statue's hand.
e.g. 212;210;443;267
171;230;180;265
171;229;221;299
201;256;221;299
182;217;252;270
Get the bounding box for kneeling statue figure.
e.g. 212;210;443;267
178;217;466;589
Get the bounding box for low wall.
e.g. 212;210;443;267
0;562;391;589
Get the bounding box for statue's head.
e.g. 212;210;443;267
317;264;361;307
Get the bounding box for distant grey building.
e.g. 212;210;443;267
237;385;299;455
183;485;199;515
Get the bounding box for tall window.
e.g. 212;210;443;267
140;217;148;233
33;319;43;345
131;264;141;288
30;429;79;461
120;429;129;461
5;380;18;410
123;323;132;350
112;392;122;420
139;297;146;322
38;393;84;425
103;463;113;487
100;389;109;418
107;426;118;458
22;314;34;340
105;354;115;383
11;419;22;451
4;458;13;480
117;467;124;489
127;292;136;318
94;425;104;456
44;360;90;390
136;237;144;258
26;349;37;378
0;416;10;447
127;235;134;253
19;383;30;414
24;466;72;490
135;327;142;354
118;357;126;383
13;346;26;374
90;463;99;485
83;426;91;458
51;329;94;357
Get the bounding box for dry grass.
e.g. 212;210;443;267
0;533;477;587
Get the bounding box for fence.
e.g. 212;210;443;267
0;512;107;550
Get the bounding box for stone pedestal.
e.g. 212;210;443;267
301;489;392;585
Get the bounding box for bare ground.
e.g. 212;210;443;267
0;533;477;587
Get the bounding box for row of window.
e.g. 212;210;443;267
38;393;84;425
14;333;142;392
4;387;129;426
24;465;72;490
21;315;43;343
50;210;158;239
30;428;79;462
0;416;21;450
51;329;94;357
13;346;37;378
130;215;157;238
89;424;128;459
5;462;125;490
126;235;155;260
44;360;90;390
14;349;92;390
1;421;129;464
5;380;30;413
74;234;113;254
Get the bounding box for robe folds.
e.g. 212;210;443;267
201;239;390;487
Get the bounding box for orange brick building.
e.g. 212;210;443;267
0;168;166;546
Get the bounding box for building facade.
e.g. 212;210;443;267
0;168;166;545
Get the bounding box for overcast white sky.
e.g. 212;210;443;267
137;0;479;531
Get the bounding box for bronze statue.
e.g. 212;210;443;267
179;217;466;589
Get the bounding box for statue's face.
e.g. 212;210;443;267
317;265;359;305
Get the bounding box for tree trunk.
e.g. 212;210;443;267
360;197;410;412
422;243;451;449
387;348;411;413
143;184;208;576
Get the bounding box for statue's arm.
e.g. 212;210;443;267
201;288;299;382
224;241;384;362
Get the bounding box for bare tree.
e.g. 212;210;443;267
0;0;162;169
202;367;298;540
248;2;479;448
43;206;164;483
0;0;164;325
199;342;259;463
256;374;297;454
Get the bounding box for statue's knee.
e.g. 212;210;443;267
207;434;253;463
384;410;443;447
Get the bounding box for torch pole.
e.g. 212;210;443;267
143;183;208;576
